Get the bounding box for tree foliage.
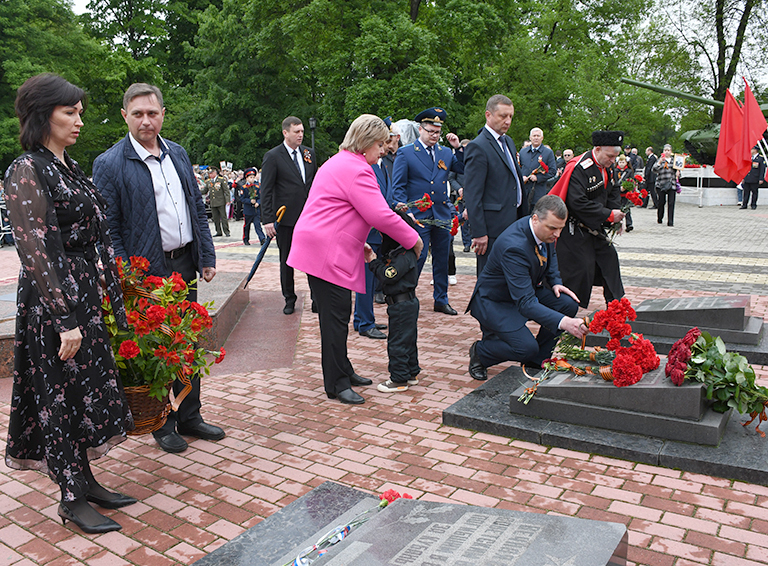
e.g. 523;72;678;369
1;0;763;174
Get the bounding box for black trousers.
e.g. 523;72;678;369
387;298;420;382
276;224;297;306
743;182;759;208
154;246;203;435
476;288;578;368
307;275;355;395
657;190;676;226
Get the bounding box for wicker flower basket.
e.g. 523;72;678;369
124;384;172;436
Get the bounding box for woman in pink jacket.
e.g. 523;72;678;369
288;115;423;405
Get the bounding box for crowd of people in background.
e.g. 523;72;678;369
3;72;765;538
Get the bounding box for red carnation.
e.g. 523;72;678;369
612;352;643;387
215;347;226;364
450;217;459;236
118;340;140;359
146;305;167;329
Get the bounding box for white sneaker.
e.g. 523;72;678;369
377;380;409;393
430;279;434;285
448;275;457;285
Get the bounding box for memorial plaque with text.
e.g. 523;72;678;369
316;499;627;566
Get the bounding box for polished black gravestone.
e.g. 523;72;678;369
586;295;768;363
508;367;731;445
193;481;628;566
192;482;376;566
443;367;768;485
317;498;627;566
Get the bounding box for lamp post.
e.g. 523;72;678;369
309;117;317;153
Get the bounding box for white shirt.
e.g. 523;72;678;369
485;124;522;203
128;133;193;252
284;141;306;183
528;217;566;330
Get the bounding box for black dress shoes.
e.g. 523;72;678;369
360;327;386;339
434;303;458;315
177;421;226;441
469;341;488;381
327;388;365;404
311;302;319;313
349;373;373;386
375;323;388;330
153;431;188;453
86;491;138;510
373;292;385;304
58;503;121;534
283;303;295;315
463;245;471;253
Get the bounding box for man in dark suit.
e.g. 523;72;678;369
392;107;464;316
260;116;318;315
463;94;524;275
644;147;658;208
466;195;587;380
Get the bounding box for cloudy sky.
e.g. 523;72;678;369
70;0;89;15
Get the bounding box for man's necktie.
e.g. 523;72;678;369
292;149;303;181
427;146;435;162
534;242;547;267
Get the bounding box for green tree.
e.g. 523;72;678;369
0;0;141;172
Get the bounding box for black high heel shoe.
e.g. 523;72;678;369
86;491;138;509
58;503;122;534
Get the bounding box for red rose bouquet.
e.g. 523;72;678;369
666;327;768;436
102;256;225;402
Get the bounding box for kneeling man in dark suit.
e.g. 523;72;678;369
466;195;588;380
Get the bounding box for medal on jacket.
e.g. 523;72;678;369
534;244;547;267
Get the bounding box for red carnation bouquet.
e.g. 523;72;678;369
102;256;225;402
519;299;659;403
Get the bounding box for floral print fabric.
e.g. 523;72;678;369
3;147;132;501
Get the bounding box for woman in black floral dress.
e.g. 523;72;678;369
3;74;135;534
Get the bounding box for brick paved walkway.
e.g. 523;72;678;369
1;203;768;565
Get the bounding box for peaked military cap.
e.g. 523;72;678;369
592;130;624;146
415;107;447;126
383;116;397;136
244;167;257;177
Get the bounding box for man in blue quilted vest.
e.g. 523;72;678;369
93;83;223;454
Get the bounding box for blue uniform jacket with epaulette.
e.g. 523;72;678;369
391;140;464;221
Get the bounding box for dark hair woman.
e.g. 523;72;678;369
3;74;134;533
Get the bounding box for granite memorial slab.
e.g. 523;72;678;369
587;295;768;363
508;367;731;445
317;498;627;566
442;367;768;485
192;481;376;566
633;296;750;329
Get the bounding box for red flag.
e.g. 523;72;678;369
740;78;768;177
714;90;745;182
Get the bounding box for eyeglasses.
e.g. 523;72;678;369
422;127;441;136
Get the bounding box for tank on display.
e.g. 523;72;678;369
621;78;768;165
